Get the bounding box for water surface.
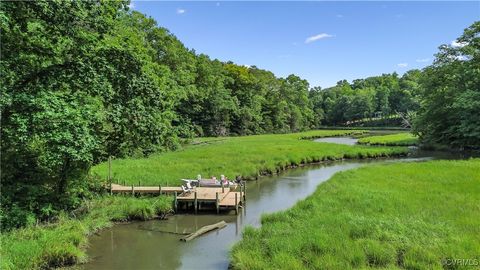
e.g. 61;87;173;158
314;136;358;145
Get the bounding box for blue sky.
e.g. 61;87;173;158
130;1;479;88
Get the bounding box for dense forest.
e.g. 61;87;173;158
0;0;478;230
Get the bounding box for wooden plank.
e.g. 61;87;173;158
177;187;227;201
111;184;182;194
219;192;241;206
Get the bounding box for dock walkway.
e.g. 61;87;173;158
111;183;183;194
109;183;245;214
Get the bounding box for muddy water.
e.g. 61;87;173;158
82;138;435;270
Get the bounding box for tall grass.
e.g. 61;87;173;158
231;159;480;269
358;132;418;146
92;130;408;185
0;196;173;270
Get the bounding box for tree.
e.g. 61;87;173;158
1;0;126;228
414;22;480;149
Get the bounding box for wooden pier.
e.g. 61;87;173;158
109;183;245;214
175;186;245;214
110;183;183;195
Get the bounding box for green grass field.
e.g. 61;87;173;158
0;196;173;270
0;130;410;270
231;159;480;270
358;133;418;146
92;130;408;186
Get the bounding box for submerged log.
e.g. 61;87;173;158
180;221;227;242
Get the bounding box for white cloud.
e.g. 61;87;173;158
177;8;186;14
397;63;408;68
451;40;467;48
305;33;334;44
415;58;430;63
128;1;135;9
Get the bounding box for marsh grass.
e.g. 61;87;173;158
231;159;480;269
92;130;408;185
0;196;173;270
358;133;418;146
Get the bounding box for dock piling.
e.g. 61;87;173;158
131;184;134;196
221;181;224;193
174;192;178;212
243;182;246;201
216;192;219;214
194;191;198;214
235;192;238;215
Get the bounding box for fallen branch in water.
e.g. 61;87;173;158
180;221;227;242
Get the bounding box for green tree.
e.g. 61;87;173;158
0;0;125;228
414;22;480;149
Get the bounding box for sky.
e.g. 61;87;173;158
130;1;479;88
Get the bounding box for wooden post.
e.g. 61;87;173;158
108;156;112;195
138;180;141;186
221;181;224;193
131;184;134;196
174;191;178;212
216;192;219;214
159;185;162;195
239;185;243;203
243;182;246;201
194;191;198;215
235;192;238;215
108;156;112;181
123;180;125;186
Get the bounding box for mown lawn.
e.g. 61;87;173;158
0;196;173;270
92;130;408;185
231;159;480;270
358;132;418;146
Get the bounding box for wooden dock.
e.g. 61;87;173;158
175;186;244;214
111;183;183;195
109;183;245;215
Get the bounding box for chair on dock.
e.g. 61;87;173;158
181;185;192;196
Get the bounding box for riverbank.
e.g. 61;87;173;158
92;130;409;186
231;159;480;269
358;132;418;146
1;130;410;270
0;196;173;270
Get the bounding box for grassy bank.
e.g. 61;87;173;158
92;130;408;185
231;159;480;269
358;132;418;146
0;196;173;270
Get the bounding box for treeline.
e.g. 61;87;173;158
1;0;478;230
310;71;421;126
